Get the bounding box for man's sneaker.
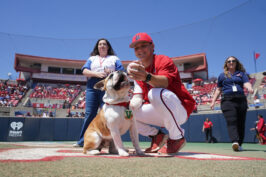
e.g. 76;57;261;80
158;137;186;155
145;132;169;153
232;142;239;151
238;146;243;151
73;143;82;147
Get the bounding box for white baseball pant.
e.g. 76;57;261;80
132;88;187;140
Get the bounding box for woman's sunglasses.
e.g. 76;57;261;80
227;60;236;64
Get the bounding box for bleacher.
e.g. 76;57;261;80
0;71;265;117
192;82;218;105
0;80;28;107
261;76;266;99
76;91;86;109
192;76;259;106
29;84;82;109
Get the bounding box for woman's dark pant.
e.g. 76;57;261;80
221;96;247;146
205;128;212;142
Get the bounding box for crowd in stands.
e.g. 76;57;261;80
30;84;81;101
190;82;218;106
66;108;85;118
0;80;28;107
2;73;265;117
262;76;266;85
30;84;81;108
190;76;259;108
260;76;266;89
262;76;266;100
15;110;55;118
76;91;86;109
255;76;266;102
15;109;85;118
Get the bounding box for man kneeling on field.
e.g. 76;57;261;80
127;32;195;154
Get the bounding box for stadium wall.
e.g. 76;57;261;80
0;109;265;143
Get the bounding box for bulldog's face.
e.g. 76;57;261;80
94;71;130;97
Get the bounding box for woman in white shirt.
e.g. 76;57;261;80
74;38;124;147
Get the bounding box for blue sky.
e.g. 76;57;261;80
0;0;265;80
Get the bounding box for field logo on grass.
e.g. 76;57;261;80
8;122;23;137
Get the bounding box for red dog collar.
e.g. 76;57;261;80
105;102;129;108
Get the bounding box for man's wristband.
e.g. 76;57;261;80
144;73;152;82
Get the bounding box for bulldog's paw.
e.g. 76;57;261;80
87;150;101;155
118;149;129;156
130;95;143;110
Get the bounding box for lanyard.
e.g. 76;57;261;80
229;73;238;92
99;57;105;67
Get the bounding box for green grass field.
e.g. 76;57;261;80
0;142;265;177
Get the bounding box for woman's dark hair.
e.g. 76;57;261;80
90;38;116;56
223;56;246;78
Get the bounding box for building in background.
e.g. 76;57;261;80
14;53;208;85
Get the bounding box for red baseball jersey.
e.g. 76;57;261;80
204;121;213;129
257;118;265;133
135;54;195;117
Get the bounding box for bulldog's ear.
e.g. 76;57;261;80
94;80;105;91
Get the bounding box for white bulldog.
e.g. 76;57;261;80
83;71;143;156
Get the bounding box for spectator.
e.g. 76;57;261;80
26;112;32;117
49;111;54;118
66;108;72;117
80;112;85;118
210;56;253;151
202;118;213;143
73;38;124;148
256;114;266;145
42;111;48;118
73;112;79;118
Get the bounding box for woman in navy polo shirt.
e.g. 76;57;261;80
210;56;253;151
73;38;124;147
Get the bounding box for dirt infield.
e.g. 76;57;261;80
0;142;265;177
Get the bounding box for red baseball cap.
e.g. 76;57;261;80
129;32;153;48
